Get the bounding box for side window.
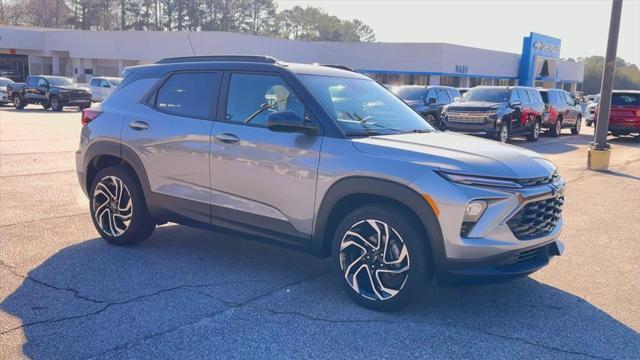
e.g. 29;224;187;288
518;89;531;103
37;78;48;87
225;73;304;126
100;79;110;87
426;89;437;102
90;78;99;86
155;72;220;118
436;88;450;103
27;77;38;86
448;89;461;100
564;93;574;105
510;89;521;102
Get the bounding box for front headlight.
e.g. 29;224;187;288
437;171;522;189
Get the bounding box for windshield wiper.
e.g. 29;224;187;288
350;112;403;133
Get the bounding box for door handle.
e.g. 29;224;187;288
128;120;149;131
215;133;240;144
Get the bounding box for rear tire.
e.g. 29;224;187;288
333;203;431;311
527;118;541;142
571;116;582;135
89;165;155;246
13;95;25;110
50;95;63;112
550;118;562;137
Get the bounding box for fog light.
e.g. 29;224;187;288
464;200;487;222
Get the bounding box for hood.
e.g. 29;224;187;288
55;85;87;91
352;131;555;179
403;99;424;108
447;101;506;110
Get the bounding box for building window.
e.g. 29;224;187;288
440;76;461;87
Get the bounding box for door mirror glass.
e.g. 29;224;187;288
266;110;317;134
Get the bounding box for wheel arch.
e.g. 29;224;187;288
83;141;156;214
311;176;446;271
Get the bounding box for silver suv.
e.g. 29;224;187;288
76;56;564;311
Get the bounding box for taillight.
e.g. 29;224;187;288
81;108;102;125
635;109;640;117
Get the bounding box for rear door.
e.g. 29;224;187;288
508;89;525;133
209;71;323;244
121;71;222;223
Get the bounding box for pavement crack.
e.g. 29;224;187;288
248;307;612;360
0;274;283;336
83;269;332;359
0;169;76;178
0;212;89;228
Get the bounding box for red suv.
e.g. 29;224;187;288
594;90;640;136
539;89;582;137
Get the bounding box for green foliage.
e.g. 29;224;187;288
578;56;640;94
0;0;376;42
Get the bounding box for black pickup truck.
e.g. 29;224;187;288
8;75;91;111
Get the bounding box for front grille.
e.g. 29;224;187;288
516;172;560;187
515;243;560;263
507;195;563;240
446;110;490;124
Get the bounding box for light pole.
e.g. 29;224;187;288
588;0;623;170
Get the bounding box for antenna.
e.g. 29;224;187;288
186;33;196;56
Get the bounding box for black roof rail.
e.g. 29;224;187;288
319;64;354;72
156;55;280;64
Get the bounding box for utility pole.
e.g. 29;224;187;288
588;0;623;170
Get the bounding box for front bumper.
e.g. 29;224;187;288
438;239;564;285
411;171;564;283
441;118;497;136
0;93;9;103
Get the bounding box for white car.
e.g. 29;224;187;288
0;77;15;105
585;94;600;126
89;76;122;102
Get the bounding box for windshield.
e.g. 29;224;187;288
393;86;426;101
109;78;122;86
461;88;509;103
299;75;434;135
47;77;74;86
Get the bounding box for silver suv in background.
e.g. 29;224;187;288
76;56;565;311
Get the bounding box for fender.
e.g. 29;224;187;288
83;140;157;214
311;176;447;273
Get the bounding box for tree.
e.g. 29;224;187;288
0;0;376;43
579;56;640;94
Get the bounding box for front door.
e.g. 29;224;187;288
210;72;323;245
121;71;222;223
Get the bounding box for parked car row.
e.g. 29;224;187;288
3;75;122;111
394;84;583;142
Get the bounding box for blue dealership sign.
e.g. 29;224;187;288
519;32;561;86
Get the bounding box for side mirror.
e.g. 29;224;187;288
266;110;318;134
427;97;437;105
510;100;522;108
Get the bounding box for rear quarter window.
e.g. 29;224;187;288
154;72;221;118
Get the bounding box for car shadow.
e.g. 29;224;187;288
510;133;593;154
1;224;638;358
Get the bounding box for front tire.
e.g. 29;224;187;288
13;95;25;110
550;118;562;137
50;95;63;112
89;166;155;246
571;116;582;135
333;203;431;311
527;118;541;142
497;123;509;143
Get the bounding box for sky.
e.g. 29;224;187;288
278;0;640;65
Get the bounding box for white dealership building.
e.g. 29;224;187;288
0;26;584;92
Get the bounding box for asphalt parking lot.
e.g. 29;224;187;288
1;105;639;359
